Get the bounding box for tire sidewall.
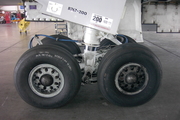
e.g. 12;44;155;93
14;46;81;108
98;45;161;106
41;35;81;54
117;34;136;44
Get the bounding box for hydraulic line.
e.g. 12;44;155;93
28;34;78;48
28;34;128;49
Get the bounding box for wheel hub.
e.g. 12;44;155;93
115;63;149;95
40;74;53;86
125;73;137;84
28;64;64;98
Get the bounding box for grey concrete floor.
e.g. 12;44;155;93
0;22;180;120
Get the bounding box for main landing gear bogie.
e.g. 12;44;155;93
14;34;162;108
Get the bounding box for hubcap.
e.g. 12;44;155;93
28;64;64;98
115;63;149;95
40;74;53;86
125;73;137;84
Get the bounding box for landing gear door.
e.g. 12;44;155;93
36;0;126;34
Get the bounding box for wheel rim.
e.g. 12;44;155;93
29;64;64;98
115;63;149;95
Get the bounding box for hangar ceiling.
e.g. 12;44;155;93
0;0;179;6
0;0;21;6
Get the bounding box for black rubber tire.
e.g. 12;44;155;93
98;43;162;107
117;34;136;44
100;34;136;48
14;45;81;108
41;35;81;54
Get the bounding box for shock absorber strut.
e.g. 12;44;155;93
82;27;100;83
